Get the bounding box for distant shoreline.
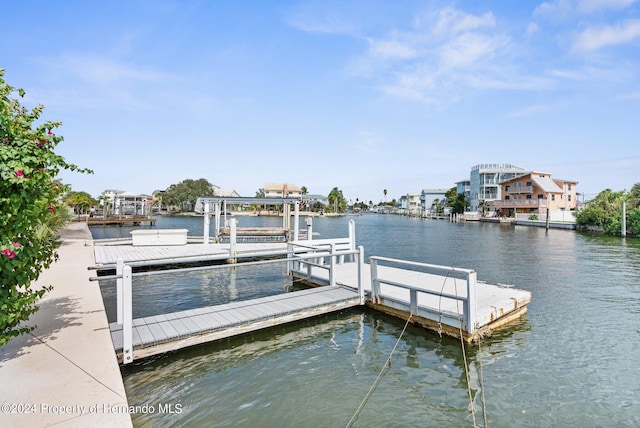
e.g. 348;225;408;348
160;211;345;217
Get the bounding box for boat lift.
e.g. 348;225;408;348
195;196;304;244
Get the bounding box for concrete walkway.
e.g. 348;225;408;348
0;223;132;427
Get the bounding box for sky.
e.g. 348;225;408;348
2;0;639;203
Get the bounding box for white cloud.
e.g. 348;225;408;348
572;19;640;51
367;38;418;60
432;8;496;36
438;32;507;70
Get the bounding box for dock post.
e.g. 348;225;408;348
348;219;356;262
622;201;627;237
371;258;380;303
357;246;365;304
116;258;124;325
466;271;478;334
293;201;300;241
229;218;237;263
286;243;293;274
203;202;210;245
122;264;133;364
214;202;221;241
306;217;313;241
329;243;336;286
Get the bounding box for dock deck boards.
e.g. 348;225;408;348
109;285;360;361
94;242;288;265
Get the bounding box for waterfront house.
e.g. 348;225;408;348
420;189;448;214
494;172;578;217
264;183;303;198
469;164;528;213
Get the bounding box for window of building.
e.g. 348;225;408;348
551;194;556;201
526;181;532;187
505;195;510;200
526;194;532;199
538;194;544;199
505;185;510;192
568;184;572;190
568;195;572;201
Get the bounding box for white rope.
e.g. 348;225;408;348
478;340;489;427
451;268;478;428
345;310;414;428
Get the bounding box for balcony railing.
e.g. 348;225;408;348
505;186;533;194
494;199;547;208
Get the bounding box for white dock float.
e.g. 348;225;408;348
290;256;531;342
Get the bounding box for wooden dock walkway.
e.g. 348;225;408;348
81;216;156;226
109;285;360;362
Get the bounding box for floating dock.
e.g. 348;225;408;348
108;286;361;362
91;221;531;364
81;215;156;226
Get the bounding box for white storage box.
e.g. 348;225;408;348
131;229;188;246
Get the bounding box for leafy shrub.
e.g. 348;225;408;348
1;69;91;345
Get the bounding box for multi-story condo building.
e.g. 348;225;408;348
494;172;578;216
469;164;527;212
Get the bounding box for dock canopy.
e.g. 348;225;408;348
194;196;301;214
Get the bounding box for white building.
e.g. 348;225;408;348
100;190;150;216
469;164;527;212
420;189;448;213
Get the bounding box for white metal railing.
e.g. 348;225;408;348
91;242;365;364
369;256;478;334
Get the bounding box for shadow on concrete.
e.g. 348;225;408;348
0;296;82;365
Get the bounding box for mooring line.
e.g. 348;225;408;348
451;268;478;428
345;310;414;428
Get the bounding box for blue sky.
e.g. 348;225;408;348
2;0;639;203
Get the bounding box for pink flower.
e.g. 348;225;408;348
49;204;55;213
16;170;24;177
13;242;20;247
1;249;15;258
47;130;53;135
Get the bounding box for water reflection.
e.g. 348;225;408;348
123;310;485;428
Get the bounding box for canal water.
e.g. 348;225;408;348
93;214;640;427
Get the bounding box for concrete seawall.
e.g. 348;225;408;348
0;223;132;427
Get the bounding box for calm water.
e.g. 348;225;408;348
94;214;640;427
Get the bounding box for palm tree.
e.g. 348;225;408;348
383;189;388;203
478;200;487;217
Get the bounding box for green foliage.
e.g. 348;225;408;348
528;214;539;220
575;186;640;236
163;178;216;211
1;69;92;345
327;187;347;213
445;186;468;214
65;190;97;214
